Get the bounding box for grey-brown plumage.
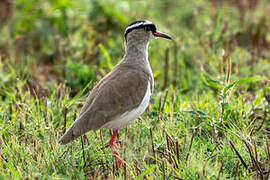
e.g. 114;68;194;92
59;64;151;144
59;20;171;145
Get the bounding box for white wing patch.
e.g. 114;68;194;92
102;80;151;129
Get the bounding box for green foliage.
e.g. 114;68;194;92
64;58;95;89
0;0;270;179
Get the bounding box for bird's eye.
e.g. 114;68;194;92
144;26;151;31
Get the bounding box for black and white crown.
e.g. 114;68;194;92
124;20;156;40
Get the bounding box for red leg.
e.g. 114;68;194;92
109;130;125;171
109;130;118;148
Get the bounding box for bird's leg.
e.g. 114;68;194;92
109;130;125;171
109;130;118;149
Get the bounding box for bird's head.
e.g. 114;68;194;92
124;20;172;45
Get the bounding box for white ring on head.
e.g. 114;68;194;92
124;21;153;35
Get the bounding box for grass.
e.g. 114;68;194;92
0;0;270;179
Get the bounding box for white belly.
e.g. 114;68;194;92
102;80;151;129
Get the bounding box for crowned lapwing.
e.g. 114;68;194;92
59;20;172;170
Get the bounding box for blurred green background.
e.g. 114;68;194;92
1;0;269;94
0;0;269;179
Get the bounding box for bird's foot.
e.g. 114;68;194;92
113;150;125;171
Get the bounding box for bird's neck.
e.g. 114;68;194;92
123;41;149;63
121;40;153;82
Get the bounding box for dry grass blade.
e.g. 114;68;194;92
59;149;69;159
183;134;187;153
252;110;268;135
149;128;156;161
175;139;180;164
265;137;270;179
172;175;184;180
134;159;142;176
1;154;8;163
190;102;200;117
266;137;270;165
229;140;248;169
164;129;174;163
185;132;195;162
26;80;38;99
216;161;224;180
243;140;264;179
226;55;231;84
43;96;48;126
253;138;258;164
162;160;165;180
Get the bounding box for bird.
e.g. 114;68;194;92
59;20;172;170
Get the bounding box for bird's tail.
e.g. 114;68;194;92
58;123;80;145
